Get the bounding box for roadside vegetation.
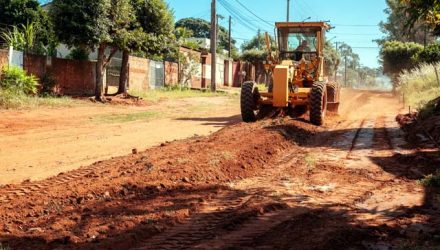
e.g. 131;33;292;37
129;86;231;103
0;66;75;109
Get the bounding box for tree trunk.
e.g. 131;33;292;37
95;44;107;101
118;49;129;95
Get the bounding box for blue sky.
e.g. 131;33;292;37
166;0;388;68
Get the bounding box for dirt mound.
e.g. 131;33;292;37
396;112;440;146
0;118;319;249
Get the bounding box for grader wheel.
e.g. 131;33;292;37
310;82;327;126
240;81;260;122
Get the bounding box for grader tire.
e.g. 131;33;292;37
310;82;327;126
241;81;260;122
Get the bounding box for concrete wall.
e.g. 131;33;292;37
127;56;150;92
25;54;96;95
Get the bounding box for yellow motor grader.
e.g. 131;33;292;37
240;21;340;125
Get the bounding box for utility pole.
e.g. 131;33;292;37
228;15;232;58
344;55;347;87
211;0;217;92
287;0;290;22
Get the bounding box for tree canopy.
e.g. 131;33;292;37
378;0;436;44
175;17;236;53
401;0;440;36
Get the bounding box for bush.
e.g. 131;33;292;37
417;42;440;64
381;41;423;76
66;47;89;61
0;66;38;95
240;49;267;63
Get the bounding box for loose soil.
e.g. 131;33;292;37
0;96;240;185
0;89;439;249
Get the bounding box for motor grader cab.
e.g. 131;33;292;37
240;21;340;126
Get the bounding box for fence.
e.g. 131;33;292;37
0;46;252;96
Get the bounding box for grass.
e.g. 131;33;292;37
420;170;440;187
0;91;77;109
93;111;160;123
129;87;230;103
304;153;317;173
399;63;440;110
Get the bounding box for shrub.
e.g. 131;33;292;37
240;49;267;63
0;66;38;95
417;42;440;64
66;47;90;61
40;73;57;94
381;41;423;76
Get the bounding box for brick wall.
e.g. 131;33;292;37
0;49;9;69
128;56;150;92
25;54;96;96
164;61;178;86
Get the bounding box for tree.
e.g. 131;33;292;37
175;17;237;53
0;0;56;55
50;0;135;100
241;33;275;51
117;0;175;94
378;0;436;45
401;0;440;36
324;41;340;77
380;40;423;90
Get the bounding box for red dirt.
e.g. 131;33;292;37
0;90;439;250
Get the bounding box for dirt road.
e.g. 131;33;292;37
0;96;240;185
0;89;439;249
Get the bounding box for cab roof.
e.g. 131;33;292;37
275;22;330;30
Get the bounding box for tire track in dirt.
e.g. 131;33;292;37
133;116;401;249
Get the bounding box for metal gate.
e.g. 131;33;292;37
149;60;164;89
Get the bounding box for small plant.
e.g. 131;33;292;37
0;66;38;95
420;170;440;187
304;153;317;173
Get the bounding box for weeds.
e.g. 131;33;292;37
129;87;228;103
94;111;160;123
399;63;440;109
304;153;317;173
420;170;440;187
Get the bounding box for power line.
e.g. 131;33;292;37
233;0;274;28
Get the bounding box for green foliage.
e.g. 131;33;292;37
240;49;267;63
1;22;35;52
416;42;440;63
380;41;423;78
241;33;276;51
378;0;435;44
66;47;90;61
0;66;38;95
50;0;112;50
420;170;440;187
401;0;440;36
324;41;340;76
0;0;57;55
129;0;176;59
399;62;440;108
175;17;236;52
